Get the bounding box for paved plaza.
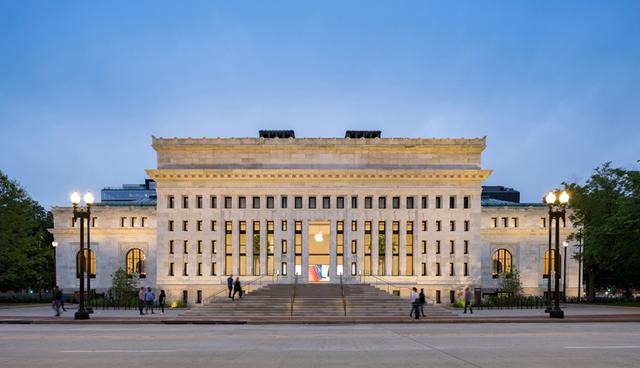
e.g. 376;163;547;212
1;323;639;368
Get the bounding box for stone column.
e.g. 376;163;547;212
232;216;239;276
372;217;379;276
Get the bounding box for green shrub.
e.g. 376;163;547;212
453;300;465;308
168;300;187;308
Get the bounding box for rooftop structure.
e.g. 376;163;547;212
101;179;157;203
481;185;520;203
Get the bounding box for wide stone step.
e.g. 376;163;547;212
184;283;457;318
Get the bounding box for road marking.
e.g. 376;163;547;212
564;346;640;349
60;350;176;353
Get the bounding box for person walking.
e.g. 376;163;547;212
409;287;419;319
144;287;156;314
58;288;67;312
158;290;166;314
52;286;62;317
464;287;473;314
227;274;234;298
138;287;145;315
232;277;242;301
418;288;426;317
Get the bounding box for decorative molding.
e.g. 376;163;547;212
145;169;493;183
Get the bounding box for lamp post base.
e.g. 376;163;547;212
86;307;94;314
74;311;90;320
549;309;565;319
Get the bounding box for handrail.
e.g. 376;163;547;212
207;275;268;304
339;274;347;316
369;274;414;290
290;274;298;317
366;274;435;305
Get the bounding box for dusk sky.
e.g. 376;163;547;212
1;1;639;208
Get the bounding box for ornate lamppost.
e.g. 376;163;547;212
70;191;94;320
544;190;569;319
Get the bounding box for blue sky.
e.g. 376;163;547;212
1;1;639;208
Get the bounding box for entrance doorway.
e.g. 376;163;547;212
308;221;330;282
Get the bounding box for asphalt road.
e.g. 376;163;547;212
1;323;639;368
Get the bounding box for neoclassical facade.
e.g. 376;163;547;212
50;134;579;305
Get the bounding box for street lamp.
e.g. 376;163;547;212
563;241;569;302
84;192;94;314
544;190;569;319
70;191;93;320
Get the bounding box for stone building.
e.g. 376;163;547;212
50;132;579;305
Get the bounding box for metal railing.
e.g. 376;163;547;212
360;274;435;305
206;275;269;304
289;274;298;316
339;274;347;316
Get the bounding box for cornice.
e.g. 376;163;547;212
146;169;493;182
49;228;156;236
152;137;487;154
481;228;574;237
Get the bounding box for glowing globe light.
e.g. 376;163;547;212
314;232;323;242
70;192;81;205
559;191;569;204
545;191;557;204
83;192;95;204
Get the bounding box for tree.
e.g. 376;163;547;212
499;267;523;297
109;267;136;305
0;170;54;294
564;163;640;300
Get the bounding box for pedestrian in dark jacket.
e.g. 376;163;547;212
227;275;234;298
418;288;426;317
52;286;62;317
159;290;166;314
232;277;242;300
464;288;473;314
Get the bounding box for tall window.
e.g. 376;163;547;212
392;196;400;209
281;195;288;209
239;221;246;275
294;196;302;209
253;221;261;275
225;221;232;275
168;195;175;209
337;197;345;209
252;196;260;209
543;250;560;278
492;249;512;278
267;221;274;276
392;221;400;276
406;221;414;276
322;196;331;209
364;221;372;275
378;221;386;275
308;196;316;209
196;195;203;208
126;248;145;278
76;249;96;279
337;221;344;275
294;221;302;275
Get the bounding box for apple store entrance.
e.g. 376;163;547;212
308;221;331;282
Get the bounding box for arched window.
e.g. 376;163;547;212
492;249;512;278
76;249;96;279
126;248;146;278
543;250;560;278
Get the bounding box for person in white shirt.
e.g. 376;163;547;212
409;287;420;319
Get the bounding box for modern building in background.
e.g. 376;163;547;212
101;179;157;203
50;131;578;305
481;185;521;203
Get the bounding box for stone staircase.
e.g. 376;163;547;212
182;283;455;318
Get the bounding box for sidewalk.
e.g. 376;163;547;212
1;303;639;324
